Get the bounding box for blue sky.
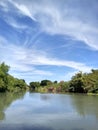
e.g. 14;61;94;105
0;0;98;83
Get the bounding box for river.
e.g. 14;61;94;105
0;92;98;130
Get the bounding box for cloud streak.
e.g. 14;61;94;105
0;36;92;73
7;0;98;50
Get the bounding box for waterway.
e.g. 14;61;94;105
0;92;98;130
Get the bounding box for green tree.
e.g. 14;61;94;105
14;79;27;91
30;82;40;91
0;62;10;92
54;81;58;84
7;75;15;92
69;72;85;93
85;69;98;93
40;80;52;86
0;62;27;93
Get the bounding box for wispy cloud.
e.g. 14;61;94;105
8;0;98;50
0;0;9;12
5;17;28;29
8;0;36;21
0;36;92;74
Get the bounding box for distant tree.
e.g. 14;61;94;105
30;82;40;91
54;81;58;84
57;81;69;92
40;80;52;86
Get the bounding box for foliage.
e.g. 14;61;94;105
0;62;27;93
69;70;98;93
84;69;98;93
40;80;52;86
29;82;40;91
54;80;58;84
29;70;98;94
1;62;98;94
58;81;69;92
0;62;9;92
69;72;85;93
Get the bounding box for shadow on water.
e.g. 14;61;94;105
0;91;26;120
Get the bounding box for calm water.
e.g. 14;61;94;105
0;92;98;130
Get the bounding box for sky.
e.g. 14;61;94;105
0;0;98;83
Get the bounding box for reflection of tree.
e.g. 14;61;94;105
40;94;51;101
70;94;98;118
0;112;5;120
0;92;25;120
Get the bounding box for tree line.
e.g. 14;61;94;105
0;62;98;94
29;70;98;94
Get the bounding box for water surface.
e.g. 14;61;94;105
0;92;98;130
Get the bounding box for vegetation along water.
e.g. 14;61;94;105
0;62;98;130
0;62;98;94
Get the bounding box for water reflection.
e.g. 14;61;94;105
0;92;98;130
40;94;51;101
70;94;98;118
0;125;54;130
0;112;5;120
0;92;25;120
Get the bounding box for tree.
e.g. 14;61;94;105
85;69;98;93
40;80;52;86
0;62;10;92
0;62;27;93
69;72;85;93
0;78;5;92
54;81;58;84
0;62;9;74
14;79;27;91
7;75;15;92
30;82;40;91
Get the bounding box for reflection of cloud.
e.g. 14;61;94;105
1;92;98;129
4;93;79;126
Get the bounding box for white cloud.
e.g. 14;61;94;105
0;0;9;12
8;0;98;50
5;17;28;29
8;0;36;21
0;36;92;73
64;71;79;81
0;35;94;83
